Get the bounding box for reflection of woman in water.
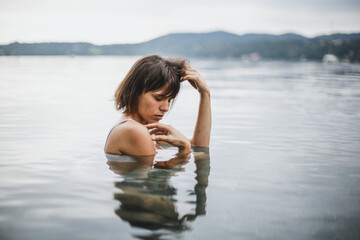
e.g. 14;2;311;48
107;147;210;234
104;54;211;157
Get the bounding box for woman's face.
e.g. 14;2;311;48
135;88;171;124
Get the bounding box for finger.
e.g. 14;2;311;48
184;70;196;76
149;129;159;135
181;77;199;89
149;129;167;135
146;123;168;130
185;66;197;72
155;130;168;135
152;135;173;143
188;80;198;90
182;74;199;82
149;128;170;137
185;69;199;77
145;123;159;129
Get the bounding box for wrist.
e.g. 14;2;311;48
200;89;211;97
178;140;191;154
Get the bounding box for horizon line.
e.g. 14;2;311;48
1;30;360;46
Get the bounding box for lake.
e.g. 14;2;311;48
0;56;359;240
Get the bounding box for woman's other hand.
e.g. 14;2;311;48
181;66;210;95
146;123;191;154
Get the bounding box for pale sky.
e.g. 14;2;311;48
1;0;360;45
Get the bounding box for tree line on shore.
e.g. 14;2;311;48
0;31;359;62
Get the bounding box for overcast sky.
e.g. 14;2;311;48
1;0;360;45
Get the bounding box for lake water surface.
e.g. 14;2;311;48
0;56;360;240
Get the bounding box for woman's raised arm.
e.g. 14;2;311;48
182;66;211;147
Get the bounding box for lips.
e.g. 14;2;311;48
154;115;163;120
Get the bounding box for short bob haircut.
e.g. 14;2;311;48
115;54;188;115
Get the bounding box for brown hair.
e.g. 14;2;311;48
115;54;188;114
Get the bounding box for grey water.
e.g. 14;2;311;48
0;56;359;240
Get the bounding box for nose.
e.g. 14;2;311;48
160;100;169;112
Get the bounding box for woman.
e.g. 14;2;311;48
104;54;211;157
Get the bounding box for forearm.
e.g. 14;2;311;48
178;139;192;155
191;91;211;146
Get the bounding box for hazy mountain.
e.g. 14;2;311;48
0;31;359;62
313;33;360;41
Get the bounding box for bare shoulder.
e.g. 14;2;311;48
105;121;155;155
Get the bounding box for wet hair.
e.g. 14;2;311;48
115;54;188;115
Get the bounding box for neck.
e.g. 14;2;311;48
125;114;147;125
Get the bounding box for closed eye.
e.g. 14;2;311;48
153;93;172;103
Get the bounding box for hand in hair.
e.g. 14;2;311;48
181;66;210;95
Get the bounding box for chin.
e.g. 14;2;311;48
146;119;158;124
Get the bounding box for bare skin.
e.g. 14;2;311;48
182;66;211;146
104;66;211;157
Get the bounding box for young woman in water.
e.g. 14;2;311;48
104;54;211;157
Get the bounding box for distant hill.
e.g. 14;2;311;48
1;31;359;62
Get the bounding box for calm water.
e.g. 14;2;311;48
0;56;360;240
